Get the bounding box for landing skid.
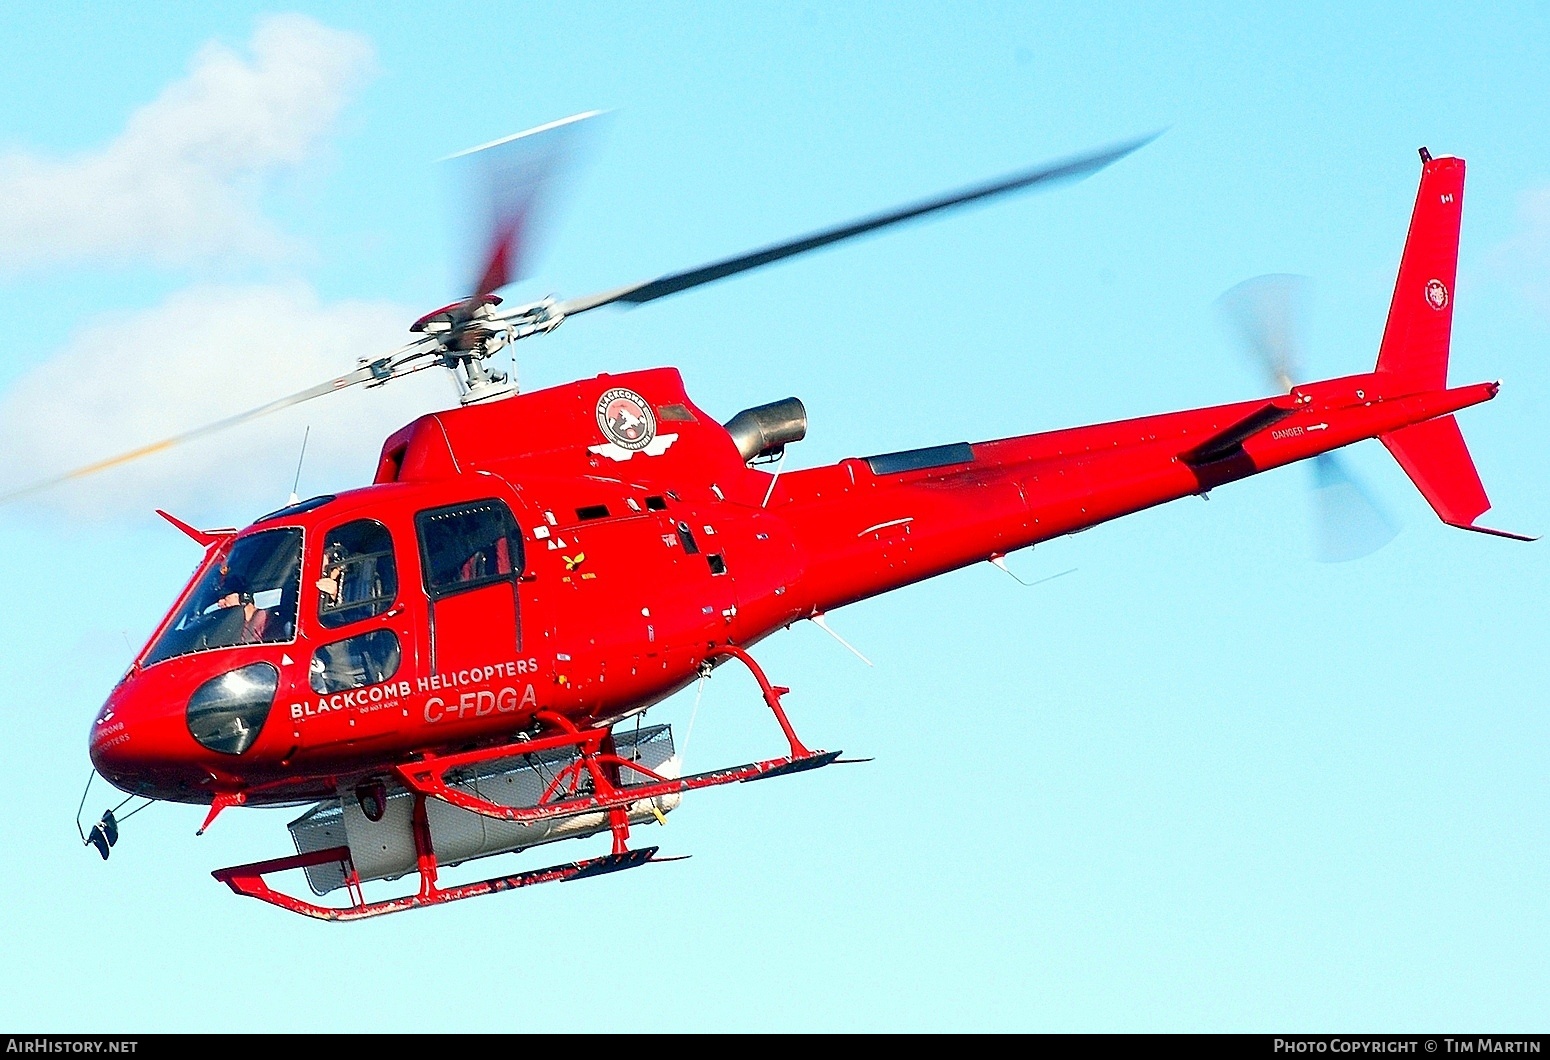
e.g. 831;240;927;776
213;842;662;922
210;645;843;920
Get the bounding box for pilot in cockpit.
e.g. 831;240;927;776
213;573;270;644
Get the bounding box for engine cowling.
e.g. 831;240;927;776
724;397;807;462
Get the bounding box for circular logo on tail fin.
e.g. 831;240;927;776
1425;279;1449;310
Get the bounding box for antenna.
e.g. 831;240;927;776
761;449;788;508
288;426;311;505
989;553;1077;587
809;612;873;667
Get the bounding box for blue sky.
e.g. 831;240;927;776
0;1;1546;1033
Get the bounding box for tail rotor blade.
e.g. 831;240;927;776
1309;452;1399;563
1215;273;1311;393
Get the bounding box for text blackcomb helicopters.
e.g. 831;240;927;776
46;114;1530;919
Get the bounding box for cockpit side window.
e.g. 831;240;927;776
144;528;302;665
415;499;524;598
316;519;398;629
310;630;402;694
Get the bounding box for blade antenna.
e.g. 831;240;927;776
990;553;1076;587
75;770;97;846
809;612;873;667
288;425;311;506
678;667;711;768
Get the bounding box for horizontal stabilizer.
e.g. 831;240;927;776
1181;401;1296;465
1380;414;1535;540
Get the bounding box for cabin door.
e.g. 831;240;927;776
414;492;526;675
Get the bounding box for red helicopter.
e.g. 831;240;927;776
49;116;1529;920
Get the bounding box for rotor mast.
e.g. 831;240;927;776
370;294;569;405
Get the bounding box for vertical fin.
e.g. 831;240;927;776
1372;152;1533;541
1375;151;1465;393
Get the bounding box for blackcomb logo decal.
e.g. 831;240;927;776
596;388;657;450
588;388;679;462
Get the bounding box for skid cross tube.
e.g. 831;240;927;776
396;740;841;824
392;647;835;824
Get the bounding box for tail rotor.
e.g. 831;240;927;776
1215;273;1398;562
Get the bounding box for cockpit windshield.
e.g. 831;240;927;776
144;528;303;666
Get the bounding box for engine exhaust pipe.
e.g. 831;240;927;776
724;397;807;462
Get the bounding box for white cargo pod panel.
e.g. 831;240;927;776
287;724;680;895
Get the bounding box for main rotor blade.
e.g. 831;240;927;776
445;110;606;299
0;361;387;506
557;131;1161;317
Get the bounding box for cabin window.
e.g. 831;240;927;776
316;519;398;629
644;495;668;511
144;528;303;665
310;630;402;694
575;504;610;521
863;442;975;476
415;498;524;597
255;494;336;524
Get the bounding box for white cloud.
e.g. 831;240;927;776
0;18;457;527
0;284;464;524
0;14;375;272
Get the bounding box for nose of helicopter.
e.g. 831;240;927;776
89;656;285;801
88;671;206;799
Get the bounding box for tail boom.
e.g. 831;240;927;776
777;374;1508;616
